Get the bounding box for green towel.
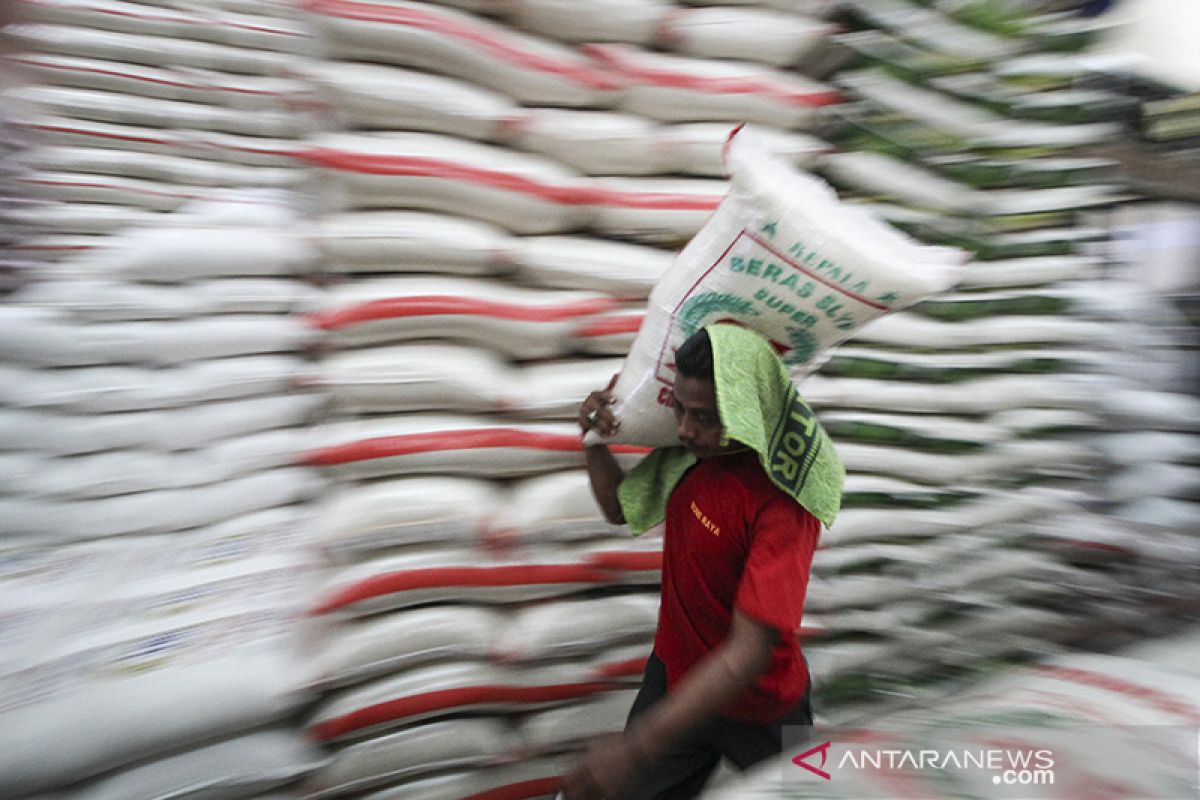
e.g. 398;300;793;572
618;323;845;533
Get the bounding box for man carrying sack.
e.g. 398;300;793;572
562;322;844;800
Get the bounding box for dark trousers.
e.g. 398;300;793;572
623;653;813;800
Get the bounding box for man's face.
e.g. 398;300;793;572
673;375;737;459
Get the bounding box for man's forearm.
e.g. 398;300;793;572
626;638;771;762
585;444;626;524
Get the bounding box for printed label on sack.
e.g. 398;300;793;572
652;224;899;395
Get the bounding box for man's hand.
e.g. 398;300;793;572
579;374;620;438
560;732;649;800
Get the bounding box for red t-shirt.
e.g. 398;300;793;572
651;449;819;723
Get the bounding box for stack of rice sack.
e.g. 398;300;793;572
0;195;329;799
295;1;846;796
780;0;1195;706
709;643;1200;799
1;0;321;262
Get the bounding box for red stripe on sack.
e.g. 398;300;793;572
304;0;620;89
306;294;618;330
303;428;649;466
593;656;649;679
575;313;644;337
25;122;169;145
302;148;586;203
310;681;616;740
311;563;615;614
1056;538;1136;557
304;149;721;210
1032;664;1200;722
13;56;192;90
585;551;663;573
583;45;843;107
465;778;564;800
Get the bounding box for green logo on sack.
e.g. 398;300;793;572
784;328;819;366
678;292;759;339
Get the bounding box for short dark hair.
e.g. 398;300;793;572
675;328;714;381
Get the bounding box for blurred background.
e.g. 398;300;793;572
0;0;1196;798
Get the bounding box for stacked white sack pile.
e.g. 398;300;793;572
770;0;1200;713
294;1;844;798
2;0;321;263
0;192;330;799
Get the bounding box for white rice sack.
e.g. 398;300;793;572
1115;496;1200;530
489;470;626;545
8;23;297;75
802;374;1096;416
67;729;327;800
16;278;318;320
504;235;673;297
7;201;160;235
821;150;1119;220
656;121;830;177
19;114;307;167
19;146;301;189
305;659;621;742
296;61;525;138
314;211;510;275
0;467;322;540
833;442;1002;485
519;688;639;753
989;408;1105;437
503;357;625;420
8;84;307;138
494;593;658;663
20;171;215;212
819;507;967;546
18;0;314;54
581;175;726;244
0;310;316;367
507;0;671;44
514;107;665;176
315;343;510;415
11;53;309;109
307;606;502;689
300;718;514;799
306;132;588;234
309;544;619;617
0;392;321;456
306;0;621;107
307;276;616;357
586;127;966;446
302;415;647;480
584;43;842;128
310;477;503;558
0;611;311;797
956;255;1105;289
567;309;644;356
70;224;316;282
850;312;1114;350
1091;431;1200;467
2;449;198;499
660;7;836;67
1099;387;1200;433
